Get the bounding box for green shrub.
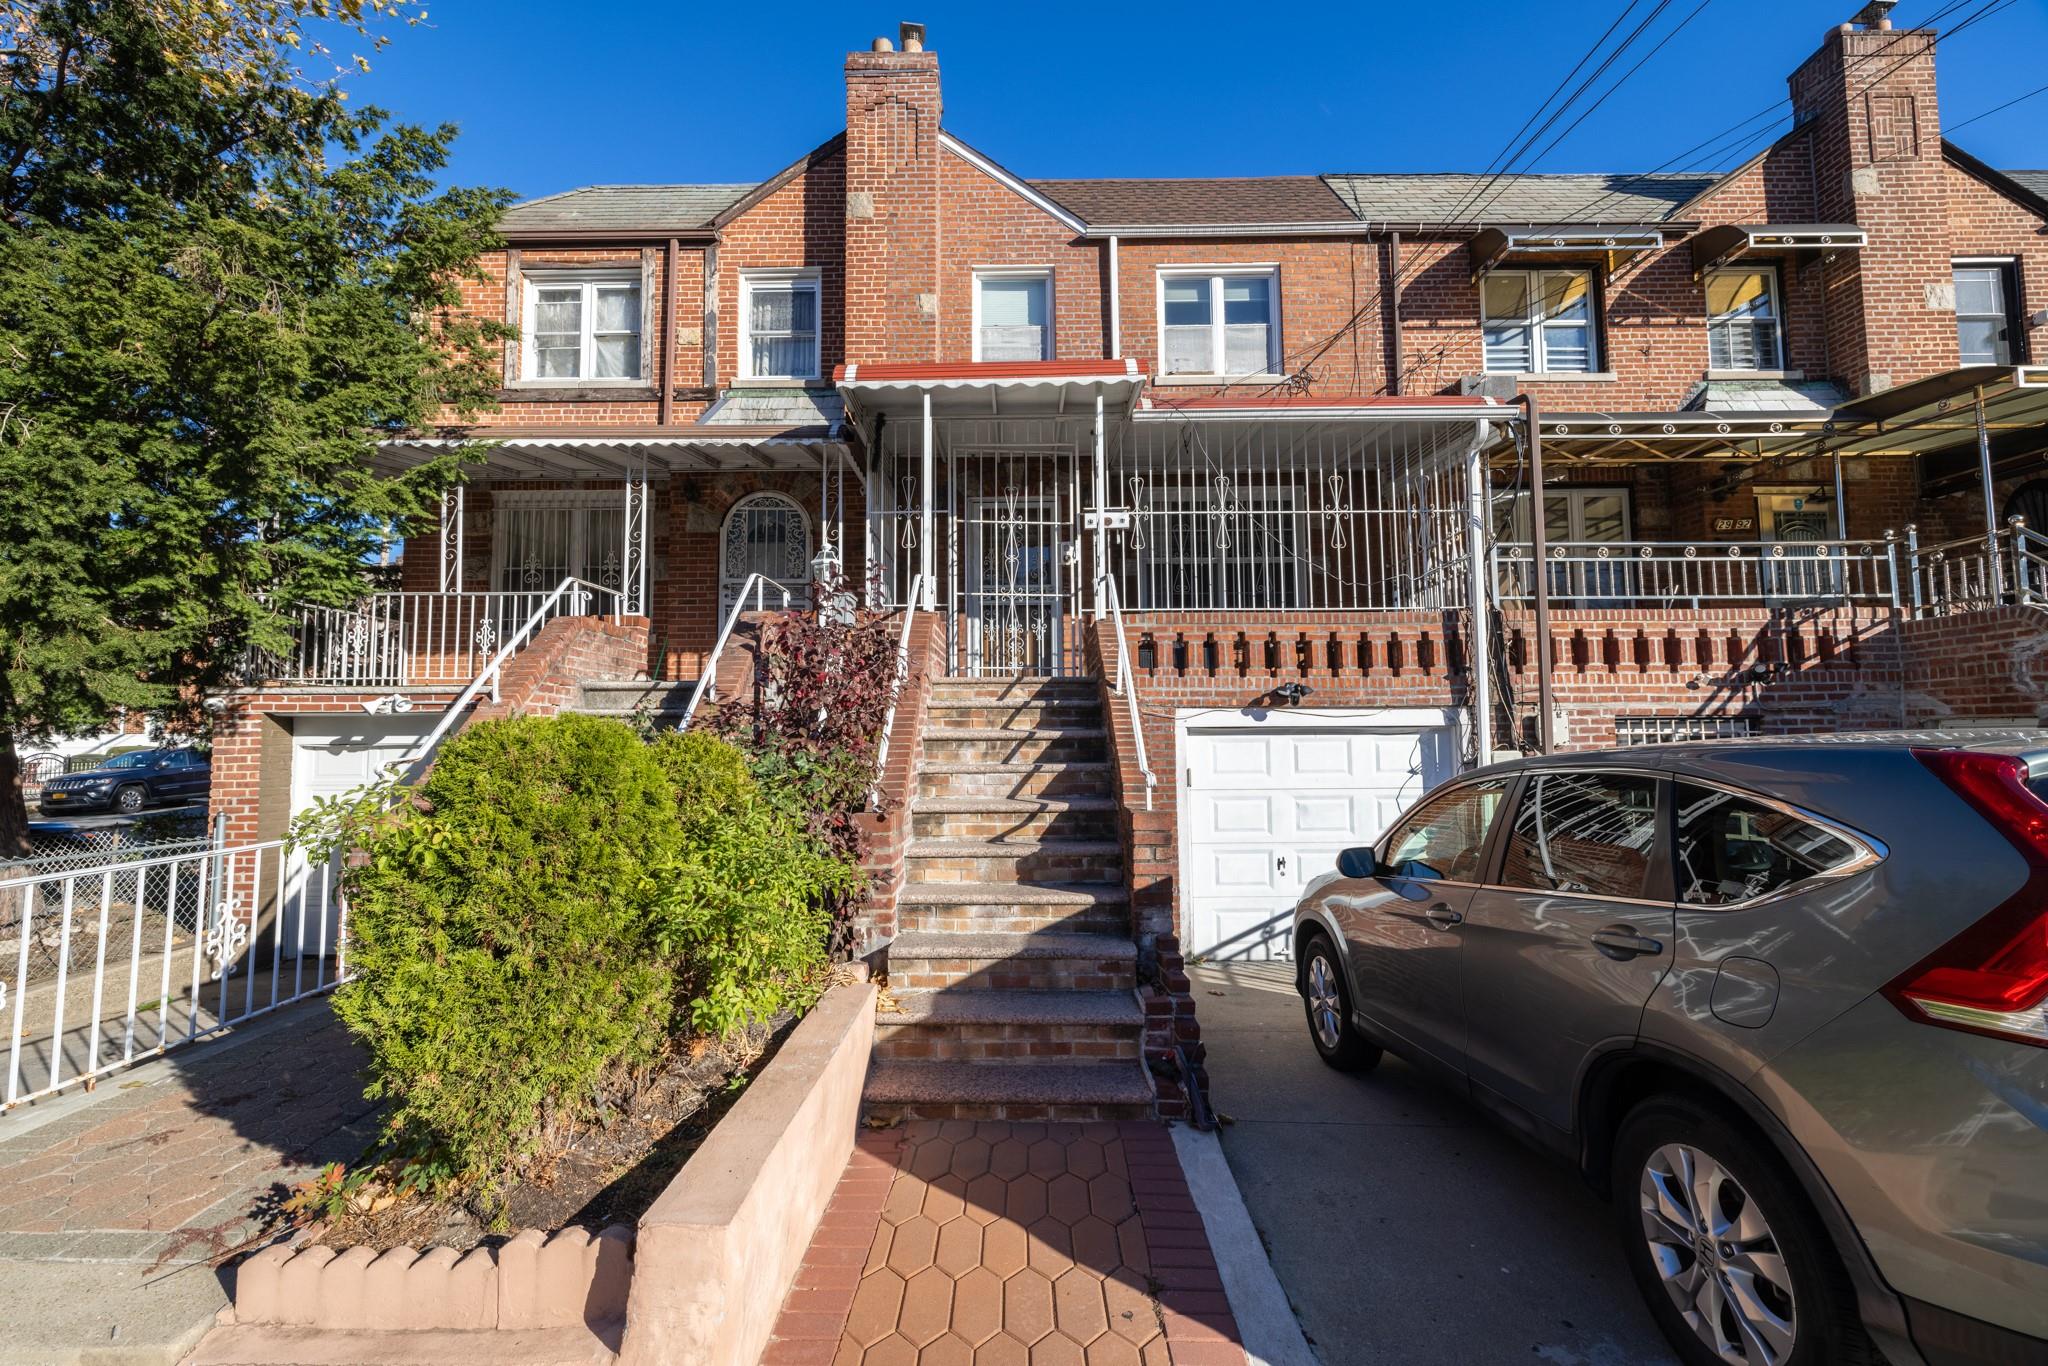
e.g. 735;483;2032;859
330;715;859;1186
334;713;683;1182
648;729;858;1037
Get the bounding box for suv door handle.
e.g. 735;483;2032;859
1591;926;1664;960
1425;902;1464;929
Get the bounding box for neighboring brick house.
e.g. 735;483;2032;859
213;8;2048;1114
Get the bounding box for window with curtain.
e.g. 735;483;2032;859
976;274;1051;361
1706;268;1782;371
1158;271;1277;375
1482;268;1596;374
1954;262;2016;365
742;274;821;379
522;275;642;381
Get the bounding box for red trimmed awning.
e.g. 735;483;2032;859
833;358;1141;384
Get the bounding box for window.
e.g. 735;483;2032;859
522;274;642;382
1674;781;1864;906
1706;268;1783;371
1482;269;1596;374
740;272;821;380
975;273;1052;361
1379;779;1514;884
1954;261;2017;365
1500;771;1660;899
1159;271;1278;376
492;491;627;594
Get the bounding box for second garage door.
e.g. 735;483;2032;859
1181;711;1460;961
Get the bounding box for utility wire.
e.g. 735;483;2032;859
1945;78;2048;134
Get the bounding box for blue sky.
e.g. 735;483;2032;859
345;0;2048;200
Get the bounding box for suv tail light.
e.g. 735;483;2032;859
1884;749;2048;1047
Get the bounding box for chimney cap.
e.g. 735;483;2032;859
899;20;926;51
871;35;894;51
1852;1;1896;25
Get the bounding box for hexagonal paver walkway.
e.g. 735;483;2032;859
763;1121;1245;1366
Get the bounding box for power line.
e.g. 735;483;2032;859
1945;78;2048;134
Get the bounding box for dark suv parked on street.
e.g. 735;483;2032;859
1293;734;2048;1366
36;747;212;816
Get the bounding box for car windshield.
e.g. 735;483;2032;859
96;752;157;770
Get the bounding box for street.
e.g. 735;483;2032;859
1192;962;1678;1366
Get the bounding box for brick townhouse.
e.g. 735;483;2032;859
212;7;2048;1117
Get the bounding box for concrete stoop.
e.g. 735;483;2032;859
867;675;1156;1122
183;1322;618;1366
565;678;700;725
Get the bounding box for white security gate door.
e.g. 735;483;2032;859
1181;713;1460;961
286;715;432;957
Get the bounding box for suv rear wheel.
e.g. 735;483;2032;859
1612;1096;1873;1366
1299;933;1381;1073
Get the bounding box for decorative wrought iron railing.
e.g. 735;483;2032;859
268;588;615;687
1491;538;1902;609
1903;518;2048;616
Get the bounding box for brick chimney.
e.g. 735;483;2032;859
844;22;942;364
1788;4;1958;394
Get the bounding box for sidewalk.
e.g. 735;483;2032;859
0;1002;379;1366
762;1120;1247;1366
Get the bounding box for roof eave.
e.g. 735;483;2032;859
498;228;720;244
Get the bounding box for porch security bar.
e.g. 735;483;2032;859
870;574;926;807
2;839;343;1110
679;573;797;729
275;588;611;688
1100;576;1156;812
392;577;619;772
1490;538;1900;609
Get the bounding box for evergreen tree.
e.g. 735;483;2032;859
0;0;507;851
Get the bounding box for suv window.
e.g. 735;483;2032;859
1379;779;1513;883
1674;781;1859;906
1500;771;1660;899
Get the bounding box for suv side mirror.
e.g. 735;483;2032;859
1337;846;1382;879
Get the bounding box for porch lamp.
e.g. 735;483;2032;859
1273;682;1313;705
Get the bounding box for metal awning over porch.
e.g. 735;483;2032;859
834;359;1148;427
373;429;850;479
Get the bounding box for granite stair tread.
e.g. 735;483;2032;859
905;838;1121;858
889;930;1136;961
919;760;1111;776
897;880;1128;905
864;1060;1154;1108
923;726;1106;741
912;796;1118;813
882;989;1143;1027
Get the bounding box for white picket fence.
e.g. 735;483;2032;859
1;839;348;1110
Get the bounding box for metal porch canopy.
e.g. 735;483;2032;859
1689;224;1867;277
832;359;1147;425
1468;225;1664;282
372;429;849;479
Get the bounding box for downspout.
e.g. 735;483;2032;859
1388;232;1404;396
1520;394;1556;753
1107;234;1122;359
1464;419;1494;767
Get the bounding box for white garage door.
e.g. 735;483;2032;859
1182;712;1460;961
286;715;432;957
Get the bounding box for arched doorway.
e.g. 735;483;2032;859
2002;479;2048;533
719;492;812;613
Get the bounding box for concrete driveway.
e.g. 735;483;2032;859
1191;962;1678;1366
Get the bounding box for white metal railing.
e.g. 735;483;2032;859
679;574;798;729
2;839;345;1110
1101;577;1157;812
270;588;619;687
1491;538;1901;609
870;574;925;806
1905;519;2048;617
393;578;619;772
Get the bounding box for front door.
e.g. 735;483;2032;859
1758;491;1836;602
963;493;1068;675
1460;769;1675;1134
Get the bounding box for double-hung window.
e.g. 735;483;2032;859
522;273;643;381
1482;268;1596;374
740;272;822;380
975;272;1052;361
1954;260;2019;365
1159;271;1278;376
1705;268;1783;371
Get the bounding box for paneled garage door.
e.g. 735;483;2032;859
1181;712;1460;961
287;715;432;957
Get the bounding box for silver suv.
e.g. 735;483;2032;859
1291;735;2048;1366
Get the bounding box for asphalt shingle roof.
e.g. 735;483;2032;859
497;184;758;233
1323;172;1720;224
1029;176;1355;226
2005;170;2048;202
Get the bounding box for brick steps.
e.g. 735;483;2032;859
568;678;698;722
862;1060;1155;1122
918;761;1113;800
919;728;1107;764
896;880;1129;934
911;796;1118;841
905;837;1122;883
873;989;1144;1063
886;929;1134;991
